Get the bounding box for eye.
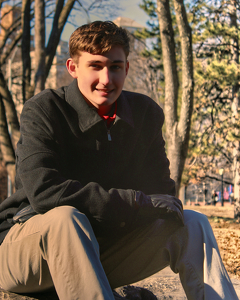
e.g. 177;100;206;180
111;65;122;71
90;64;102;69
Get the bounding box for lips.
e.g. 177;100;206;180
96;88;113;95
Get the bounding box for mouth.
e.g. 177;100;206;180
96;88;114;94
96;89;113;97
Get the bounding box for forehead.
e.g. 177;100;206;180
78;46;127;63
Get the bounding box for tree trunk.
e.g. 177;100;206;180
21;0;34;102
156;0;193;196
0;96;16;187
34;0;46;95
0;69;20;149
45;0;76;81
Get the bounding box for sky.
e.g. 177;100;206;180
61;0;149;41
115;0;149;26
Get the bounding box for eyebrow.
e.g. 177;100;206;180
87;60;125;64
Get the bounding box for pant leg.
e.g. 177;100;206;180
100;210;238;300
0;206;114;300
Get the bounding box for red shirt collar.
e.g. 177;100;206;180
98;102;117;128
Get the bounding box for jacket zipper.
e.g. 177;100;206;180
106;118;116;141
107;130;112;141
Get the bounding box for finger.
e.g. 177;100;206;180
172;197;183;208
173;200;183;212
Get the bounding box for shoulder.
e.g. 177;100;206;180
24;86;66;108
122;90;164;124
22;86;69;118
122;90;163;113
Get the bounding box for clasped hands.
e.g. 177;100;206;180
135;192;184;226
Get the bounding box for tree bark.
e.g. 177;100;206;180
157;0;178;125
34;0;46;95
0;95;16;186
156;0;194;196
0;69;20;149
21;0;34;102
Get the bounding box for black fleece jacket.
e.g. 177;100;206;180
0;80;175;243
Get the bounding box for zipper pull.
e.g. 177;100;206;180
107;130;112;141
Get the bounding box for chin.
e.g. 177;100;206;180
98;99;116;107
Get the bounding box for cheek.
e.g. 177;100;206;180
86;74;98;87
115;74;126;88
79;76;95;90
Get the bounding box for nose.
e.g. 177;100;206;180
99;67;111;85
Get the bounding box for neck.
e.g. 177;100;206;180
98;104;113;116
80;92;113;116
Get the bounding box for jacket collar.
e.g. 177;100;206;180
65;79;134;133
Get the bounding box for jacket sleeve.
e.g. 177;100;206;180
141;129;175;196
134;104;176;196
16;100;137;236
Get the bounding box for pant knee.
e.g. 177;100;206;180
41;206;97;247
44;205;80;220
184;210;210;228
42;205;91;227
183;210;216;247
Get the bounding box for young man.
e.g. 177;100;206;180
0;21;238;300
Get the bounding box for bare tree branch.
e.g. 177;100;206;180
45;0;76;79
0;17;21;51
0;30;22;66
34;0;46;94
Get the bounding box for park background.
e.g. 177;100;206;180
0;0;240;288
1;0;239;206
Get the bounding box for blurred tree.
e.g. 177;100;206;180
138;0;194;196
123;33;165;106
0;0;121;192
133;0;165;106
185;0;240;200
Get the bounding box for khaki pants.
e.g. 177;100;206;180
0;206;238;300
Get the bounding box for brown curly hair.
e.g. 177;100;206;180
69;21;130;61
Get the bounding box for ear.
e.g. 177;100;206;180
125;60;129;76
66;58;78;79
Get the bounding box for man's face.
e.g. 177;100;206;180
67;46;129;113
